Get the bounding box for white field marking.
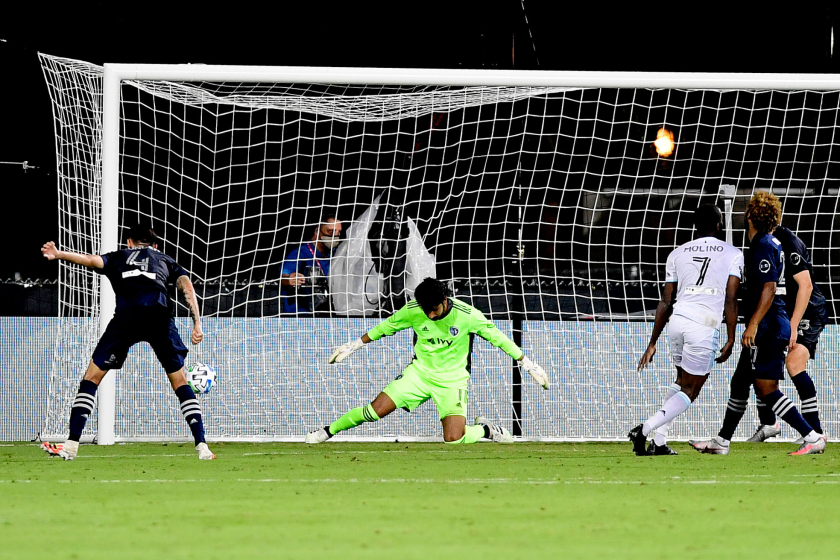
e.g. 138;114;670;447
2;477;839;485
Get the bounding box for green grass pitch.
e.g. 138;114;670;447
1;441;838;560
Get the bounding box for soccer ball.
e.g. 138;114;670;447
186;362;216;394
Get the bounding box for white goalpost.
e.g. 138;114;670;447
40;54;840;443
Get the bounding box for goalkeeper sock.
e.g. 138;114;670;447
329;404;379;435
445;424;484;445
175;385;206;445
68;379;98;441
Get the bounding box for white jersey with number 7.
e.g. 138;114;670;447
665;236;743;329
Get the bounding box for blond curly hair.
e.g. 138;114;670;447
745;190;782;234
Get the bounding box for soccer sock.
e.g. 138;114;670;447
68;379;98;441
791;372;823;434
643;391;691;437
653;382;681;446
329;404;379;435
444;424;484;445
175;385;206;445
760;389;814;438
718;373;751;441
756;399;777;426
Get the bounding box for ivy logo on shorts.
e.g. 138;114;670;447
449;326;459;337
758;259;771;273
790;252;802;265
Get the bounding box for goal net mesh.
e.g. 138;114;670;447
39;54;840;441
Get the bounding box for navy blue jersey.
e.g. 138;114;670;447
773;226;829;323
741;232;789;334
96;247;188;313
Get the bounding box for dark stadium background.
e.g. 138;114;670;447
1;1;837;287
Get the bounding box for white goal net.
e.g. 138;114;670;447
39;54;840;442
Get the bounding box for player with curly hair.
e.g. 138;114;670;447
690;191;825;455
304;277;549;444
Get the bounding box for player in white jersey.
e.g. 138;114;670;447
629;204;742;455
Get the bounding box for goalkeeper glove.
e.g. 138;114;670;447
329;338;364;364
519;356;549;390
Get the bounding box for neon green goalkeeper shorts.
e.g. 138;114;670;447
382;363;469;419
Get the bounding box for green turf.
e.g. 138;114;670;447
1;441;838;560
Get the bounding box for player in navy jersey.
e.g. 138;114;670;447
690;191;825;455
747;224;828;442
39;224;215;460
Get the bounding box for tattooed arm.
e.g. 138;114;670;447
176;275;204;345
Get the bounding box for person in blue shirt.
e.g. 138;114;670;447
747;224;829;442
280;214;343;314
690;191;825;456
39;223;214;461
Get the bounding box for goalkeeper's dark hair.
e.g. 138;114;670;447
127;223;158;246
694;203;723;235
414;277;450;313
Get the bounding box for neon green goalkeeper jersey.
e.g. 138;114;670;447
366;297;522;386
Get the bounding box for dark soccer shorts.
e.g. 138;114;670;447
91;308;189;374
796;316;825;360
735;331;788;381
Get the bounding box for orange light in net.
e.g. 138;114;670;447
653;127;675;157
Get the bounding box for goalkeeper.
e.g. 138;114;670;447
305;277;549;444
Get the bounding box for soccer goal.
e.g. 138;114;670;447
39;54;840;443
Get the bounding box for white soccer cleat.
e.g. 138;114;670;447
689;436;730;455
304;427;331;444
475;416;514;443
793;433;827;445
745;422;781;442
42;440;78;461
519;356;549;390
329;338;364;364
789;437;826;456
196;442;216;460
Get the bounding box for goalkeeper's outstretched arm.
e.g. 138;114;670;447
328;334;371;364
472;312;549;390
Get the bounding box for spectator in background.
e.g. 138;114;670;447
280;214;343;314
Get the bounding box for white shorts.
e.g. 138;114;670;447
667;314;718;375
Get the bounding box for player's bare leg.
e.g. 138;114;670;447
787;344;825;442
306;392;397;444
442;415;468;442
167;367;214;460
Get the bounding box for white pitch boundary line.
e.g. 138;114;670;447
2;477;838;485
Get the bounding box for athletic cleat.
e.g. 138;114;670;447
627;424;648;456
474;417;513;443
647;442;678;456
745;422;781;442
793;434;827;445
789;437;826;456
196;442;216;460
689;436;730;455
42;440;78;460
304;427;332;444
